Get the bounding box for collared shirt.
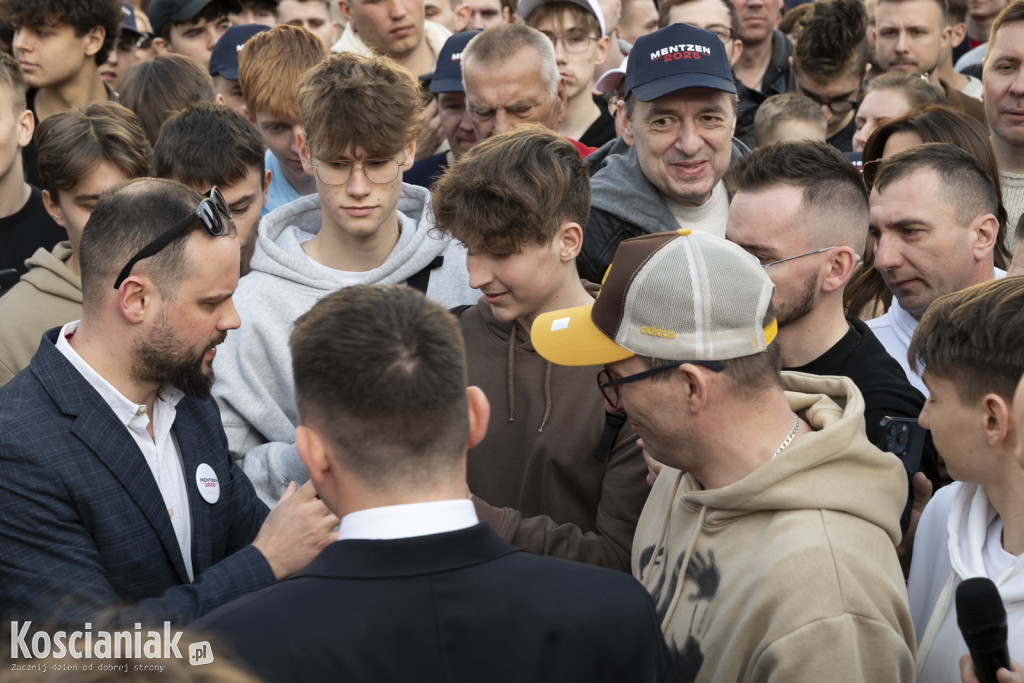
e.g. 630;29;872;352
56;321;194;581
337;499;478;541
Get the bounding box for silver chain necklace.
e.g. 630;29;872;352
771;413;801;460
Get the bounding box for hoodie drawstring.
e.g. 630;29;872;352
507;322;517;422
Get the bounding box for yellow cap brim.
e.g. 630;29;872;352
531;304;635;367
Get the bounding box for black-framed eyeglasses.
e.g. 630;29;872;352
311;157;405;186
597;360;726;408
798;87;859;114
113;187;232;289
702;24;734;42
541;31;600;53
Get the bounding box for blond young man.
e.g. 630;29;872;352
213;52;475;505
237;24;328;213
431;124;649;571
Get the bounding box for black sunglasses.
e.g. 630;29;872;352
113;187;232;289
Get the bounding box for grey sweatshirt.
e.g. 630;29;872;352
212;185;477;505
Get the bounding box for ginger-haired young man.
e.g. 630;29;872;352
213;51;476;505
430;123;649;571
154;102;269;276
907;277;1024;682
237;24;328;213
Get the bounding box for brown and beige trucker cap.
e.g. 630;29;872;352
531;229;777;366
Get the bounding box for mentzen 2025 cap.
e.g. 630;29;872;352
625;23;736;102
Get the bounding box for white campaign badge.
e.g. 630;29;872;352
195;463;220;504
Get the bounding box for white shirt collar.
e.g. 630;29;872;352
337;499;478;541
54;321;183;426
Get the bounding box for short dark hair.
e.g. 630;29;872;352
1;0;121;65
872;142;1000;234
431;123;590;255
290;285;469;488
792;0;870;80
657;0;739;34
861;104;1009;269
36;101;153;201
118;55;216;144
154;102;266;190
909;277;1024;404
876;0;947;24
946;0;966;24
156;0;232;39
725;140;868;252
78;178;236;306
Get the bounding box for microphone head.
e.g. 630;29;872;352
957;577;1008;651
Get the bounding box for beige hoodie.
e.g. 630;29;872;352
632;371;915;682
0;243;81;388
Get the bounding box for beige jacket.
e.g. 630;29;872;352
632;371;915;682
0;243;81;388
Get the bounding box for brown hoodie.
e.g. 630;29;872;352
461;284;650;572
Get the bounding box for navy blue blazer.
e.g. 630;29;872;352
194;523;675;683
0;328;273;628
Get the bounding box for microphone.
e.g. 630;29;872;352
957;577;1013;683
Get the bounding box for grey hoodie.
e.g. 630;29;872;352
212;185;477;505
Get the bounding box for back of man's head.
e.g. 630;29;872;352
79;178;235;308
154;102;266;190
910;277;1024;404
431;123;589;254
36;101;152;202
238;24;330;120
753;93;828;147
0;52;27;114
792;0;869;80
872;142;1000;232
2;0;121;66
462;23;559;97
118;54;216;144
290;284;470;489
297;51;424;161
726;140;868;252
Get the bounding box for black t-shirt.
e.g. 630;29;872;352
0;185;66;292
403;151;449;189
827;115;857;154
785;316;940;488
579;94;617;149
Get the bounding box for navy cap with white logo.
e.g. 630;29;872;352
209;23;270;79
430;30;481;94
626;23;736;102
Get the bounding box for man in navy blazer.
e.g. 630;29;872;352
192;285;674;683
0;179;338;629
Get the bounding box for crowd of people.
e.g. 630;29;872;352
0;0;1023;680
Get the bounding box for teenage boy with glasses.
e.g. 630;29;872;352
521;0;616;147
212;51;476;506
431;123;649;572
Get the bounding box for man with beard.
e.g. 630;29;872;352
724;141;931;461
0;178;338;629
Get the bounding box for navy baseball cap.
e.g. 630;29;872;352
626;23;736;102
209;24;270;79
430;30;481;94
119;2;143;36
148;0;243;36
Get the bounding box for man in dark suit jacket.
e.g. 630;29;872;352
0;179;339;629
192;285;675;683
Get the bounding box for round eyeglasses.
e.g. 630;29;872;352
311;158;405;186
541;31;600;53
